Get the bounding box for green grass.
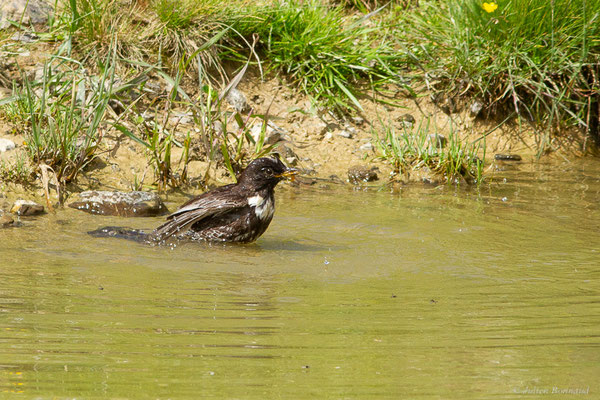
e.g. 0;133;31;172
373;118;485;184
3;0;600;191
9;45;116;185
0;151;34;185
232;0;410;111
406;0;600;148
115;51;279;190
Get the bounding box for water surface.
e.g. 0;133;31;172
1;159;599;399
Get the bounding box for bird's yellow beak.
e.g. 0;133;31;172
275;168;299;182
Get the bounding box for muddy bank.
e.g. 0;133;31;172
0;70;589;209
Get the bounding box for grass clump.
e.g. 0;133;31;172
6;46;117;185
373;119;485;184
0;153;35;185
233;0;409;111
409;0;600;146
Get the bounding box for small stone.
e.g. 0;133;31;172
431;93;460;114
317;121;338;136
398;114;415;124
348;165;379;184
359;142;374;152
249;122;286;145
337;130;353;139
169;111;193;125
323;132;333;141
226;88;250;114
1;0;53;29
1;213;14;228
68;191;168;217
494;154;522;161
470;100;484;117
212;121;224;135
10;32;39;43
0;138;16;152
144;81;161;94
250;94;263;105
428;134;447;148
351;116;365;126
11;199;44;216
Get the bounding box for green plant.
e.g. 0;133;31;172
114;35;230;190
232;0;410;111
117;55;279;189
0;151;35;185
0;88;31;126
373;118;485;184
116;78;191;191
408;0;600;149
16;46;116;184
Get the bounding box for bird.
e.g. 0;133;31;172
150;156;297;243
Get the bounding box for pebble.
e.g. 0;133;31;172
398;113;416;124
470;100;484;117
1;0;53;29
0;138;16;152
68;191;168;217
10;199;44;216
359;142;374;152
428;133;447;148
249;122;286;145
351;116;365;126
10;32;39;43
226;88;250;114
337;130;353;139
168;111;193;125
348;165;379;184
0;213;14;228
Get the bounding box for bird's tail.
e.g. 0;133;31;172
88;226;150;243
149;213;200;243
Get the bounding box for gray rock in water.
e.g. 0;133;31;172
69;191;168;217
0;138;16;152
226;88;250;114
348;165;379;184
1;0;53;29
494;154;522;161
11;199;44;216
1;212;15;228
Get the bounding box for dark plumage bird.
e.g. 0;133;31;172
150;157;297;243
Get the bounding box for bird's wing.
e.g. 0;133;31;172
150;194;246;242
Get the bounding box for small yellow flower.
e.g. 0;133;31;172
482;2;498;13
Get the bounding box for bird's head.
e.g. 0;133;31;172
238;156;298;190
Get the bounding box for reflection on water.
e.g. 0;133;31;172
1;159;599;399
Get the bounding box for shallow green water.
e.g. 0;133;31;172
1;159;599;399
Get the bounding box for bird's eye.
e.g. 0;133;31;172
262;167;274;176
